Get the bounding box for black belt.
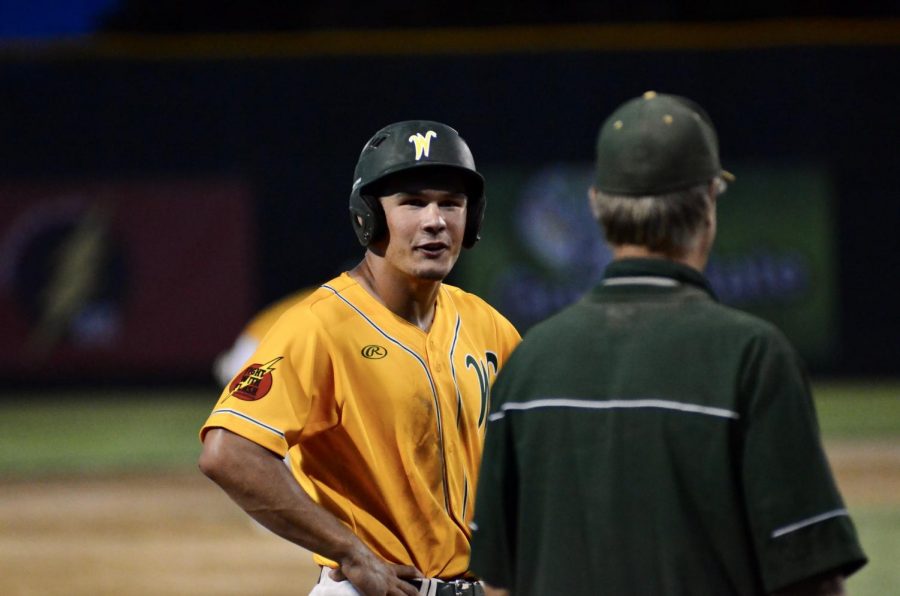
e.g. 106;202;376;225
408;578;485;596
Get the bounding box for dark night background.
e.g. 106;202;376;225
1;1;898;382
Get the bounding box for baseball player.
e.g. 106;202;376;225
199;120;520;596
212;287;317;387
469;92;867;595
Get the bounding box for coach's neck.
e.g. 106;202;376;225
611;243;710;273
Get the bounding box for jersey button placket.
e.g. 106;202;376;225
427;339;442;372
423;336;453;515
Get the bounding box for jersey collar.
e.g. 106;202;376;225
599;258;718;300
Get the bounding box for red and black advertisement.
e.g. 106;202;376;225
0;179;257;382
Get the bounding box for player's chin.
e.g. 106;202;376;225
413;265;452;281
410;258;456;281
411;251;458;279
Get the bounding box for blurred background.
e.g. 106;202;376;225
0;1;898;594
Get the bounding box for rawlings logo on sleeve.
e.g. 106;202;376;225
228;357;284;401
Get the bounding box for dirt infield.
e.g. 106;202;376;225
0;473;321;595
1;439;897;596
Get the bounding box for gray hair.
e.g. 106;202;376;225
592;179;724;256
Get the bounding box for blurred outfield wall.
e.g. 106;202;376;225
1;21;898;383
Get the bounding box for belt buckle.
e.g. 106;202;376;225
449;579;472;596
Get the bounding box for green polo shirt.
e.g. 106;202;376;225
470;258;866;595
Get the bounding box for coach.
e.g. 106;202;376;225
469;92;867;595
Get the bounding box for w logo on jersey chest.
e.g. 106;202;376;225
465;351;498;427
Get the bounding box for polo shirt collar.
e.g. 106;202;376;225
601;258;718;300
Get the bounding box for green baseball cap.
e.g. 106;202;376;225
594;91;734;195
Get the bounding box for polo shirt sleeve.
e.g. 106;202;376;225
738;329;867;592
469;367;519;590
200;307;332;457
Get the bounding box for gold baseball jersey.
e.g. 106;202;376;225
200;272;520;578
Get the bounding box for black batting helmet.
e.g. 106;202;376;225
349;120;485;248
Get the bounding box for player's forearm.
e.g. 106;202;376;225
198;428;367;564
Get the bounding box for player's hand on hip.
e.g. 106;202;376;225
332;554;422;596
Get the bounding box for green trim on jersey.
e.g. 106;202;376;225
470;258;866;595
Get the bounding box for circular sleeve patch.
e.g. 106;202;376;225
228;356;283;401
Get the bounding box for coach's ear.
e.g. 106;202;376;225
588;186;602;220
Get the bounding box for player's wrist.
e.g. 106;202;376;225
334;538;377;569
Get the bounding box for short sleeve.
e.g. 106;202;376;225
739;330;867;591
200;307;332;457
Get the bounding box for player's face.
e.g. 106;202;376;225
377;171;468;282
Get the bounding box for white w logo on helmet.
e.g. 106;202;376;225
408;130;437;161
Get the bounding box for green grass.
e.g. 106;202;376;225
0;389;215;477
1;381;897;476
845;507;900;596
812;380;900;439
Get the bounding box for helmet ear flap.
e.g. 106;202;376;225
349;190;386;247
463;195;485;249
